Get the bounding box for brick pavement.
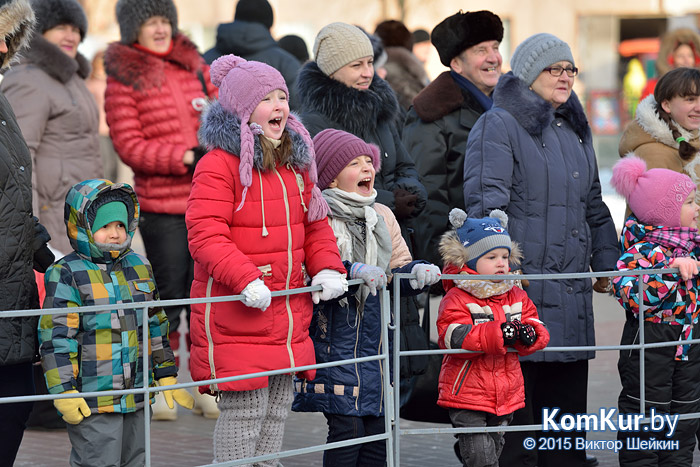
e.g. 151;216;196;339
13;294;700;466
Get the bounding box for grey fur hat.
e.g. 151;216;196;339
31;0;86;40
115;0;178;45
0;0;34;69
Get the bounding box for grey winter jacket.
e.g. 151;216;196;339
2;34;101;255
403;71;486;267
463;72;618;362
203;20;300;91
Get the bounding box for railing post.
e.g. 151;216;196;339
391;277;401;467
142;305;151;467
637;273;646;415
380;283;395;467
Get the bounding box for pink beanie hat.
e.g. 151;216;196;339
611;154;695;227
209;54;328;221
313;129;381;190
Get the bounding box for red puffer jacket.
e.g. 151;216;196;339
436;265;549;415
104;34;217;214
186;118;344;392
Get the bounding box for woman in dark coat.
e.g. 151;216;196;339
463;33;618;467
296;22;429;383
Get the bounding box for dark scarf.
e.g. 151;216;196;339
450;70;492;112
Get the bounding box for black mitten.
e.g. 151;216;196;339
501;320;520;346
519;323;537;347
393;188;418;220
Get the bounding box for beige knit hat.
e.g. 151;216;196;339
313;22;374;76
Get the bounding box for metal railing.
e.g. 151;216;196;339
1;268;694;466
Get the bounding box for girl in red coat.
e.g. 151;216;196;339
437;208;550;467
187;54;346;464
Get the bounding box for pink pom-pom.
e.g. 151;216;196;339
209;54;247;88
611;153;647;199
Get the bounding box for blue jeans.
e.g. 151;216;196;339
323;413;386;467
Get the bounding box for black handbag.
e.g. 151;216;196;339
399;294;451;424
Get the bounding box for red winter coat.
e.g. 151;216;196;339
436;264;549;415
187;105;344;392
104;34;217;214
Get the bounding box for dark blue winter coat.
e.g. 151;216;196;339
293;260;425;417
463;72;618;362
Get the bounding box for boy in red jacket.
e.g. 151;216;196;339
437;208;549;467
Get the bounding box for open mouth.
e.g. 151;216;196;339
357;177;372;193
484;67;497;72
269;117;283;130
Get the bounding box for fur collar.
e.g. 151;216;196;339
198;100;313;171
104;33;204;91
385;46;428;83
493;72;591;141
296;61;400;136
412;71;470;122
0;0;34;70
20;34;90;82
635;95;698;149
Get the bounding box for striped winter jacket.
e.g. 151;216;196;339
612;215;700;359
38;179;176;414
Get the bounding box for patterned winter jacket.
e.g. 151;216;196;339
612;216;700;359
38;179;176;414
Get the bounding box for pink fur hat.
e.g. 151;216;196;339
611;154;695;227
209;54;328;221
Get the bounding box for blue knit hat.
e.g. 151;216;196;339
449;208;511;270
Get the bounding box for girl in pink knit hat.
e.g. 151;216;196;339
611;153;700;466
185;54;346;464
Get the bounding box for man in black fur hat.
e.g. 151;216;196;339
403;10;503;274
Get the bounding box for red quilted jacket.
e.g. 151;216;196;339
104;34;218;214
436;264;549;415
186;137;344;392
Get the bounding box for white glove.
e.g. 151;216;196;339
311;269;348;304
241;278;272;311
410;263;442;290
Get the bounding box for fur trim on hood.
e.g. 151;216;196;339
634;94;698;149
20;33;90;82
296;60;400;138
493;71;591;142
656;28;700;76
0;0;34;69
104;33;204;90
198;100;314;174
439;229;522;270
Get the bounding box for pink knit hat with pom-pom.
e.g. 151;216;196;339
611;154;695;227
208;54;328;221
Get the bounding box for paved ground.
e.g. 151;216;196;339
13;293;699;466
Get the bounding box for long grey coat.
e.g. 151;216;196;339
2;34;101;254
463;72;618;362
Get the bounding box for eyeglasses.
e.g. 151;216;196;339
542;66;579;78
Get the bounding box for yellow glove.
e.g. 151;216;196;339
53;389;91;425
157;376;194;410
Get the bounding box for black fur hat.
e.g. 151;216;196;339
234;0;273;30
115;0;178;45
31;0;86;40
431;10;503;67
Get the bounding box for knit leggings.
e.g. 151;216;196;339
214;374;293;466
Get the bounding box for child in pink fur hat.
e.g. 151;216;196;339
610;153;700;466
185;54;346;464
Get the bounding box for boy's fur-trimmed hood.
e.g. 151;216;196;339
296;61;400;138
439;229;522;270
104;33;204;90
198;100;313;172
0;0;34;70
493;71;591;142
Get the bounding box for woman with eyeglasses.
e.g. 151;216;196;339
463;33;618;467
